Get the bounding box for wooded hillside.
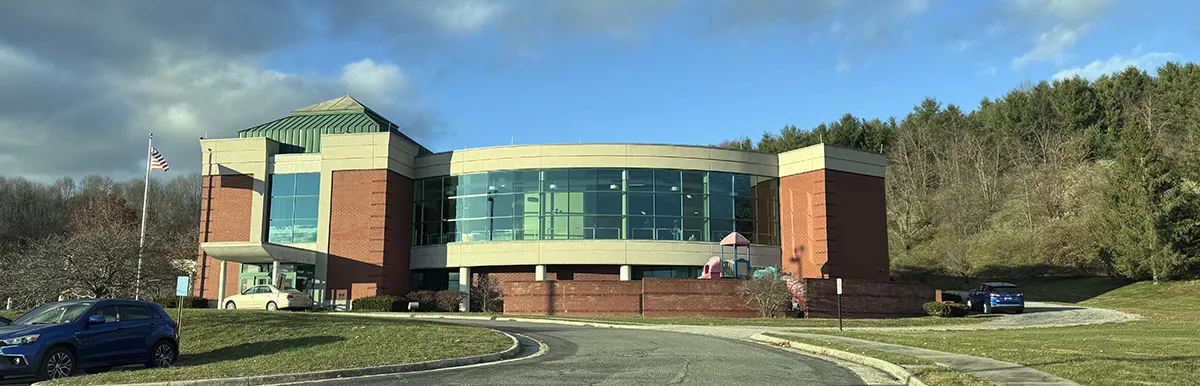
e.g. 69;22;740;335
719;63;1200;281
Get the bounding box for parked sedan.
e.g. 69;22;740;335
966;282;1025;314
222;285;313;311
0;299;179;381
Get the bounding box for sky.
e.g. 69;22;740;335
1;0;1197;181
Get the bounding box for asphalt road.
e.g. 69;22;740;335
301;319;872;386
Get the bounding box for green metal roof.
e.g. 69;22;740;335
237;95;432;155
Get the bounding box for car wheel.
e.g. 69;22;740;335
225;301;236;310
147;340;177;368
266;301;278;311
38;347;76;381
1015;307;1024;314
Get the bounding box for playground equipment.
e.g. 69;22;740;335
719;232;752;278
698;256;722;279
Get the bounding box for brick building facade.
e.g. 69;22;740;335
194;96;889;310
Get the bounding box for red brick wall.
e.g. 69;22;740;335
195;174;253;299
824;170;889;281
779;170;826;280
642;279;760;318
801;279;933;318
501;281;643;316
779;169;888;281
327;170;413;300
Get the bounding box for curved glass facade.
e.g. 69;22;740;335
412;168;780;246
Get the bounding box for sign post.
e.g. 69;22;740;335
175;276;190;336
836;278;844;331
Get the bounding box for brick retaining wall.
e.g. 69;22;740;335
641;279;760;318
501;281;642;316
801;279;933;318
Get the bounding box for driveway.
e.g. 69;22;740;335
297;319;880;386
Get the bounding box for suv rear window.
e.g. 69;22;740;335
992;286;1020;294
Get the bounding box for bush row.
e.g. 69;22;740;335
154;296;211;309
922;301;969;317
351;290;466;313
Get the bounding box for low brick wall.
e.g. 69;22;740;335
641;278;760;318
500;280;642;316
801;279;934;318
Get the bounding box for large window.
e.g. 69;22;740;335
268;173;320;244
412;168;780;246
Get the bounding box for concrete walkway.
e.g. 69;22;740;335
776;333;1080;386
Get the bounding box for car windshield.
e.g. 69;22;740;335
993;286;1020;294
13;302;94;325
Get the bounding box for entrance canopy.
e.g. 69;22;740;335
201;241;318;265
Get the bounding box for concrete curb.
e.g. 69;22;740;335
749;333;927;386
35;331;523;386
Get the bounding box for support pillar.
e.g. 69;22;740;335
620;265;631;281
217;261;227;302
535;265;546;281
271;261;281;288
459;267;471;312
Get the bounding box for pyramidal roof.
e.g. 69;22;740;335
290;95;370;115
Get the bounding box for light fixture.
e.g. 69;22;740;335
548;183;557;190
609;184;619;190
685;194;693;199
488;185;495;190
670;186;679;192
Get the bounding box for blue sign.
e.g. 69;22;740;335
175;276;190;297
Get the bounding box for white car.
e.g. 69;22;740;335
222;285;314;311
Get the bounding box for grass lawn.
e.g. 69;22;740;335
762;333;990;386
817;278;1200;386
0;309;23;320
42;309;512;385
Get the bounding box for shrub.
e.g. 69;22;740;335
435;290;466;312
155;296;211;309
406;290;438;311
736;277;793;318
352;295;409;312
923;301;969;317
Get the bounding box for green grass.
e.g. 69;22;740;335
762;333;990;386
817;278;1200;386
0;309;24;320
46;309;512;385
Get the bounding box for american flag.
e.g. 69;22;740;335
150;147;170;172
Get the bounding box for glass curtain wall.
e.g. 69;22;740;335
267;173;320;244
413;168;780;246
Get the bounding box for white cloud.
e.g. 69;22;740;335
1053;51;1179;81
340;59;410;104
1011;24;1089;68
430;0;505;34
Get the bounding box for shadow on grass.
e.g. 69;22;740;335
179;336;346;367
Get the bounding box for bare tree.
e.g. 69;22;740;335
471;275;503;313
736;277;793;318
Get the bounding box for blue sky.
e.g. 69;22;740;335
260;0;1199;152
1;0;1197;179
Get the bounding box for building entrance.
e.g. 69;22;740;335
238;263;315;293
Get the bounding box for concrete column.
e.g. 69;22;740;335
535;265;546;281
217;261;227;302
620;265;632;281
271;261;281;288
459;267;471;312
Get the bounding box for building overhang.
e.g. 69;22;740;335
200;241;318;265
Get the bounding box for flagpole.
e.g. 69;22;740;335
136;133;153;300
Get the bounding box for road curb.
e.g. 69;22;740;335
34;331;523;386
749;333;927;386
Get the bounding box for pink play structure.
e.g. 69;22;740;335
698;256;722;279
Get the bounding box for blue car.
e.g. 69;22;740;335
966;282;1025;314
0;299;179;381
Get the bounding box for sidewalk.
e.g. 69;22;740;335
773;333;1080;386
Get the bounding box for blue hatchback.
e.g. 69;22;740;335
0;299;179;381
966;282;1025;314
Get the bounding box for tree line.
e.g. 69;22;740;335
0;174;201;308
718;63;1200;282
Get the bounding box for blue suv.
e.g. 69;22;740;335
0;299;179;381
966;282;1025;314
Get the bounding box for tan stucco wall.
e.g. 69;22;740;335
413;144;780;179
410;241;781;270
778;144;886;178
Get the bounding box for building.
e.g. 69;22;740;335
194;96;888;308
